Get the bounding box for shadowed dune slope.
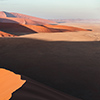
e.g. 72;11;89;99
44;24;89;31
0;17;46;25
1;38;100;100
11;75;81;100
0;22;37;35
0;11;56;25
0;31;15;37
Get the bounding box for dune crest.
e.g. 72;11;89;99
0;68;26;100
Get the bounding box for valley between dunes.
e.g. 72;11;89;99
1;22;100;100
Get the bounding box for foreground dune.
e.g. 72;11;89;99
11;75;81;100
1;37;100;100
0;68;26;100
0;68;81;100
1;23;100;100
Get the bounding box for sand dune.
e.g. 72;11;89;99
1;36;100;100
1;16;100;99
44;24;89;31
0;31;15;37
0;68;26;100
0;11;56;24
0;17;46;25
0;22;90;37
11;75;81;100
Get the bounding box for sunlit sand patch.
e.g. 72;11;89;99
0;68;26;100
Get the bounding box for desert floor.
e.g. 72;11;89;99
1;23;100;100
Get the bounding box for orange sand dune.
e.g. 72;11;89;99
0;68;81;100
0;22;37;35
0;22;90;37
0;31;15;37
44;24;89;32
0;68;26;100
0;17;46;25
0;11;56;24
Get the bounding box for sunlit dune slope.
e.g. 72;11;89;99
0;68;26;100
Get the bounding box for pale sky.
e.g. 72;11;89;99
0;0;100;19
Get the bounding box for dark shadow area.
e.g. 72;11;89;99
41;25;71;32
3;11;16;17
0;18;19;23
10;75;80;100
0;21;37;35
0;38;100;100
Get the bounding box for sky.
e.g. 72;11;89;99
0;0;100;19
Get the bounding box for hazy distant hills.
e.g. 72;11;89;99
49;19;100;23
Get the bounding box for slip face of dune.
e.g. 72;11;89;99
0;68;26;100
0;31;15;37
11;75;81;100
0;17;46;25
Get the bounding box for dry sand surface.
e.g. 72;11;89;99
1;23;100;100
0;68;26;100
20;23;100;41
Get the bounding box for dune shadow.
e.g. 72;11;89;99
3;11;16;17
0;38;100;100
0;19;37;35
41;25;71;32
0;18;19;24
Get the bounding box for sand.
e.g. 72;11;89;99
0;22;89;36
0;68;26;100
1;21;100;100
0;31;15;37
0;11;56;24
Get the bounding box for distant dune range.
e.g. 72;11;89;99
50;19;100;23
0;11;90;37
0;11;56;25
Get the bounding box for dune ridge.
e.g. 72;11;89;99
0;11;56;25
